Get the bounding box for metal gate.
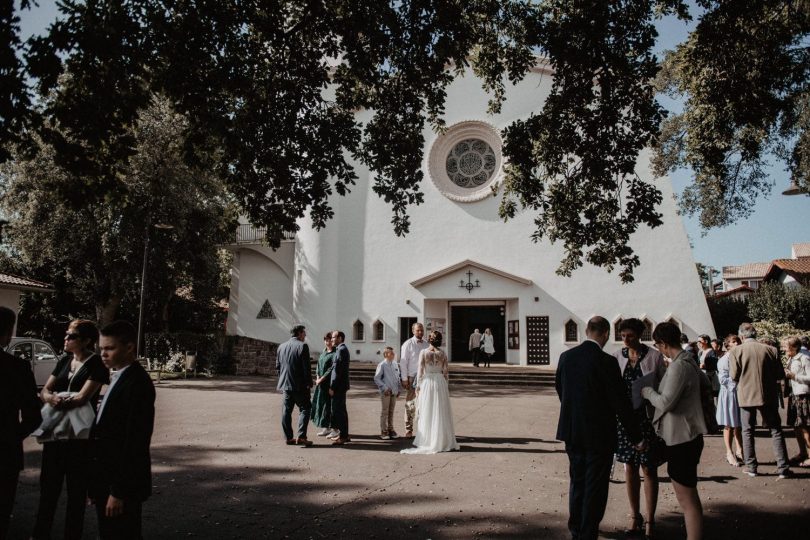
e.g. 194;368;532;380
526;316;550;365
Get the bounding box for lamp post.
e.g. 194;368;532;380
136;220;174;359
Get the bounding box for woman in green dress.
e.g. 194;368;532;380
312;332;336;437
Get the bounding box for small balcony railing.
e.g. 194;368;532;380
234;224;296;245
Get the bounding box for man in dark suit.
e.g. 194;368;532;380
329;330;350;445
556;316;645;540
90;321;155;539
0;306;41;538
277;325;313;446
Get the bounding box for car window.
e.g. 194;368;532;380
34;342;56;363
11;342;33;363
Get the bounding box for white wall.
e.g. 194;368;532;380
231;67;714;366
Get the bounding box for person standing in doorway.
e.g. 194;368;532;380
468;328;482;367
400;323;429;438
276;325;313;446
481;328;495;367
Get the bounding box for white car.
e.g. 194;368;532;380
6;337;60;387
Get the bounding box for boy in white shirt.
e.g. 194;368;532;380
374;347;402;440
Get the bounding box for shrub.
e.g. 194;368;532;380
748;283;810;330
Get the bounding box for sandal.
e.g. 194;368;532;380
799;458;810;468
645;520;655;540
624;514;643;536
789;453;808;465
726;453;741;467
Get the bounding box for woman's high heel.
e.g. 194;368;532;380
645;520;655;540
624;513;643;536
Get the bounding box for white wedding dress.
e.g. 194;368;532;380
401;348;460;454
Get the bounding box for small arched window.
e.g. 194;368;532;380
613;318;624;342
641;318;654;342
564;319;579;343
664;316;682;330
352;320;365;342
372;320;385;342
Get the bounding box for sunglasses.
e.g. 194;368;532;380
65;333;80;341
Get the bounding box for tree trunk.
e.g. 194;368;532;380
96;296;121;327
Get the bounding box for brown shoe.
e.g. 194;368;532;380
295;438;313;447
332;438;349;445
285;439;297;445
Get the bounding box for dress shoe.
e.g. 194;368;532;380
295;438;313;447
332;438;349;445
405;431;414;438
285;439;297;445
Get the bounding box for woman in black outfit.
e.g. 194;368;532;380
32;320;109;540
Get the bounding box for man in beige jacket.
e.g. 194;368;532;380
729;323;791;478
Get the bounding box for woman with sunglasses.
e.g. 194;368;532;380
32;320;109;540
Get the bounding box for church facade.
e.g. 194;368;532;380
225;64;712;367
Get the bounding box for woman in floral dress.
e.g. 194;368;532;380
312;332;336;437
613;318;667;539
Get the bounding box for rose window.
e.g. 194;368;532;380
445;138;497;188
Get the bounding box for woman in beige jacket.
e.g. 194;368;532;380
642;322;707;540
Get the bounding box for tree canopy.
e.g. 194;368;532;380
0;96;237;339
2;0;806;281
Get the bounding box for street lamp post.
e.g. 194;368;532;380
136;220;174;359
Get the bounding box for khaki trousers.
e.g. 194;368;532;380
380;393;397;434
404;377;417;432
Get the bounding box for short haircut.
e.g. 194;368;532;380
70;319;99;346
680;333;689;344
698;334;711;344
618;318;645;336
801;336;809;348
383;346;394;356
738;322;756;339
585;316;609;336
428;330;443;347
412;322;424;332
100;320;137;346
323;331;333;341
786;336;802;351
0;306;16;336
725;334;742;346
333;330;345;341
290;325;306;337
653;322;682;348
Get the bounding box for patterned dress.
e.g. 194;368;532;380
615;347;666;467
311;349;335;428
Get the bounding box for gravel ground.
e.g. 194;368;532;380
7;376;810;539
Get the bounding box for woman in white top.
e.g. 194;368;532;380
784;336;810;467
401;331;460;454
481;328;495;367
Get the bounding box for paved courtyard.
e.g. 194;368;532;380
8;377;810;539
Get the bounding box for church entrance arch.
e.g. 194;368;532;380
450;304;506;363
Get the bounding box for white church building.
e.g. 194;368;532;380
225;62;713;367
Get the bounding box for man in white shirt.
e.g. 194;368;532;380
400;323;429;438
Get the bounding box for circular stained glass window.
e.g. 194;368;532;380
445;138;497;188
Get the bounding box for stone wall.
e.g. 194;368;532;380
230;336;278;376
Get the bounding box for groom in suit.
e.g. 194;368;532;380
556;316;644;540
329;330;351;445
90;321;155;539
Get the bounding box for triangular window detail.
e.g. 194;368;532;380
257;300;276;319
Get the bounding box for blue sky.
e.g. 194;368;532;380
16;2;808;272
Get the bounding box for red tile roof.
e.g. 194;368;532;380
713;285;755;299
0;273;53;292
722;263;770;280
764;259;810;284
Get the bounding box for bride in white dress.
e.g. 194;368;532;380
401;331;460;454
